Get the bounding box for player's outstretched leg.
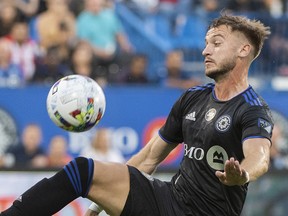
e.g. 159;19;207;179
1;157;94;216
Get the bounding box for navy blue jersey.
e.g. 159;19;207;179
159;83;273;216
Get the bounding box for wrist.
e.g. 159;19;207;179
89;202;103;214
244;171;250;184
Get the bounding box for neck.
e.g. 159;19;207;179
213;65;249;101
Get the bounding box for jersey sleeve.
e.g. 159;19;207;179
159;92;187;144
241;105;274;142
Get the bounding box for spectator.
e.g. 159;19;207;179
158;49;201;89
4;123;47;169
36;0;76;52
194;0;223;16
0;39;24;88
70;41;95;78
76;0;133;83
157;0;191;16
0;3;20;37
81;127;124;216
124;0;158;18
267;24;288;76
269;111;288;170
3;20;42;82
0;156;5;168
68;0;85;17
198;0;219;11
270;124;286;169
156;0;194;36
32;45;72;85
117;53;149;84
46;135;72;169
13;0;40;20
263;0;284;18
69;41;108;86
226;0;266;13
80;127;125;163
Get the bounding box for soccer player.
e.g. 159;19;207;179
1;14;273;216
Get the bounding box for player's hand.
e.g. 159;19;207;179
215;157;249;186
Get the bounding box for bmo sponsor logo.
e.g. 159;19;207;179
184;144;205;160
184;144;228;171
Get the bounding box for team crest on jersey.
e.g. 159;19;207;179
206;145;228;170
205;108;217;121
258;118;272;134
215;115;231;132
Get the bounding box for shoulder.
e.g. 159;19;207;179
102;9;116;17
241;86;268;107
237;87;273;121
172;83;214;110
239;86;272;116
187;83;214;93
76;11;90;21
183;83;214;99
101;9;120;23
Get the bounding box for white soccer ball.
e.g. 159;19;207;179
46;75;106;132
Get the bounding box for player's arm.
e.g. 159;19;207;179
240;137;270;181
216;137;271;186
127;133;178;175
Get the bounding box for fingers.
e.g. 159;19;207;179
215;157;248;186
225;158;241;175
215;170;224;178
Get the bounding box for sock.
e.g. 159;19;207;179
1;157;94;216
64;157;94;198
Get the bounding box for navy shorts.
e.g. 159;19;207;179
120;165;185;216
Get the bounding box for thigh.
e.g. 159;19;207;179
87;161;130;216
120;166;184;216
120;166;161;216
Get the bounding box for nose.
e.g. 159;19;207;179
202;45;210;57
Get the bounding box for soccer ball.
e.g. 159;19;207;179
46;75;106;132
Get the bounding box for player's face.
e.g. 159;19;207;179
202;25;241;80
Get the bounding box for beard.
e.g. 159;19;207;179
205;57;237;81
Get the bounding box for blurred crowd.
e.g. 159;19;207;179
0;0;196;89
126;0;288;77
0;123;125;169
1;0;288;89
1;0;288;171
0;0;134;88
126;0;287;20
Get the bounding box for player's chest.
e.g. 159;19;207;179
181;98;239;136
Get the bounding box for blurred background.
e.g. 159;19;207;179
0;0;288;215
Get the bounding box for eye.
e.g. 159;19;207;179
214;42;221;46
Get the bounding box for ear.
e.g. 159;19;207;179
239;44;252;58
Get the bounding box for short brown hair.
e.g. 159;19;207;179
208;14;271;59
